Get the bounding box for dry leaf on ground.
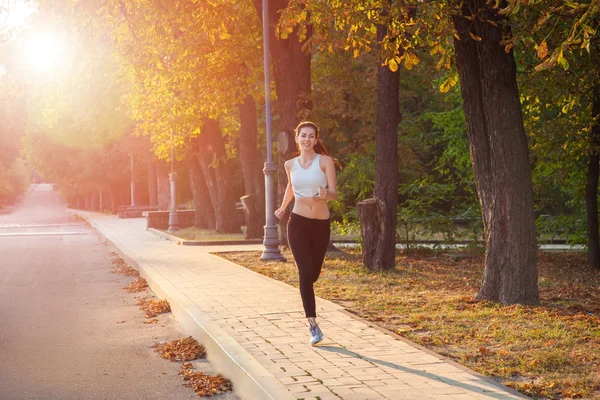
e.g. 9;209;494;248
110;258;139;277
154;337;206;362
137;298;171;318
123;277;148;293
179;363;233;397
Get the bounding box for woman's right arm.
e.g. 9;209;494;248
275;160;294;219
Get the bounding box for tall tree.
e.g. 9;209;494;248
364;12;402;270
187;139;216;230
451;0;539;304
505;0;600;268
238;94;266;239
587;84;600;268
196;119;240;233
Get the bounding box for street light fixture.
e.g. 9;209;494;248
260;0;284;261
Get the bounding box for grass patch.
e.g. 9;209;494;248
161;227;246;241
217;249;600;399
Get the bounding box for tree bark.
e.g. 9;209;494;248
148;161;158;207
252;0;312;246
452;0;539;305
365;20;401;272
187;155;215;230
196;119;240;233
238;95;266;239
156;162;170;210
357;198;387;270
109;189;117;214
586;84;600;269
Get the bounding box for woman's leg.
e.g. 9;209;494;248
309;219;331;284
287;214;318;318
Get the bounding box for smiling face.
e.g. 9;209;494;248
296;126;318;152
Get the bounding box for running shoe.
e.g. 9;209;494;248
309;324;323;346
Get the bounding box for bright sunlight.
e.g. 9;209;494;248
0;0;37;31
22;31;65;70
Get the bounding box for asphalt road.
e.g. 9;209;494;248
0;184;238;400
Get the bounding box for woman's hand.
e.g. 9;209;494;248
274;207;284;219
318;186;328;200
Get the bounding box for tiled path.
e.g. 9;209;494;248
78;211;527;400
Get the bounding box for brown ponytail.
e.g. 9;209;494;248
294;121;342;169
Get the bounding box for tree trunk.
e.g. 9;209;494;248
110;189;117;214
452;0;539;305
364;21;401;272
119;191;127;208
238;95;266;239
357;198;387;270
187;155;215;230
586;84;600;269
148;161;158;207
252;0;311;245
156;162;170;210
196;119;240;233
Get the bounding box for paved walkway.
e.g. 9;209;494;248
78;211;527;400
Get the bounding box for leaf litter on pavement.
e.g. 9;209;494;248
123;277;148;293
154;336;206;362
109;257;140;277
179;363;233;397
218;248;600;399
154;338;233;396
137;298;171;318
108;256;147;293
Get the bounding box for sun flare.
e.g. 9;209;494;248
23;32;65;70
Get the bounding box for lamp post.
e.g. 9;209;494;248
168;131;179;233
260;0;284;261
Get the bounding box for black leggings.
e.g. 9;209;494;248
287;213;331;318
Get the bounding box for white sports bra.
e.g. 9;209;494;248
291;154;328;198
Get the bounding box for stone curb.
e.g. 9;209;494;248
148;227;264;246
78;212;296;400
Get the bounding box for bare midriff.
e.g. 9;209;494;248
292;197;330;220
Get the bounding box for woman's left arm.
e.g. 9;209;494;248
319;156;338;201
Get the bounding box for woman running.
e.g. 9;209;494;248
274;121;338;346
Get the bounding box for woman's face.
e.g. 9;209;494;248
296;126;317;152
